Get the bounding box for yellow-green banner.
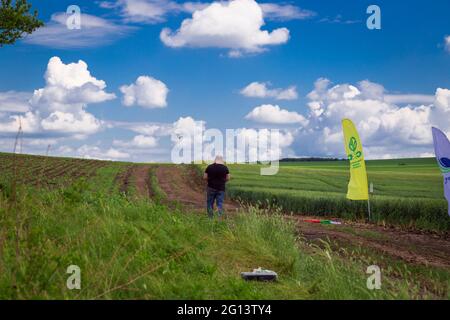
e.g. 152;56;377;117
342;119;369;200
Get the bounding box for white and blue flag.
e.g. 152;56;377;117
432;127;450;216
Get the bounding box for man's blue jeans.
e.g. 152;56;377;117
206;187;225;218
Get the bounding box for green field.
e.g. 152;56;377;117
226;158;449;232
0;153;449;299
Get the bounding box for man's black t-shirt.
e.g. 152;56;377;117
205;163;229;191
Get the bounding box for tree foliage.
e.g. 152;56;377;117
0;0;43;46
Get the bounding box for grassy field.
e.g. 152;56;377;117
226;158;449;232
0;153;449;299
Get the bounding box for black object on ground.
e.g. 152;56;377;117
241;267;278;281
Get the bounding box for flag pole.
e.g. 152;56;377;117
367;182;373;222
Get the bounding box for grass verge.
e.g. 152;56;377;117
0;166;447;299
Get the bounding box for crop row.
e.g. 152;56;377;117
0;152;108;189
227;186;449;232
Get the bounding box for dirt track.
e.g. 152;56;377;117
155;165;240;213
118;164;151;197
127;164;450;269
293;218;450;268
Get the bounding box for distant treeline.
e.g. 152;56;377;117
279;157;346;162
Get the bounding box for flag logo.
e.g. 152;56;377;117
347;137;362;162
438;157;450;173
349;137;357;152
342;119;369;200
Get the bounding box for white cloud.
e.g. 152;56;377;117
245;104;308;125
26;138;58;147
130;134;158;147
319;14;361;25
56;145;74;154
430;88;450;131
0;56;114;139
120;75;169;108
0;91;31;112
355;80;434;105
160;0;290;57
108;117;208;161
231;127;294;162
445;35;450;53
240;81;297;100
98;1;119;9
30;56;114;136
103;0;314;23
41;110;102;136
107;120;174;137
181;1;210;13
77;145;130;160
0;136;61;156
117;0;177;23
23;12;134;48
105;148;130;159
259;3;316;21
113;134;158;148
31;56;116;113
101;0;207;23
108;115;297;162
133;124;166;135
384;94;435;105
290;78;450;159
130;123;172;136
170;116;206;162
171;116;205;142
0;112;41;134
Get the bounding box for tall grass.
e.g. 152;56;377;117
148;165;167;202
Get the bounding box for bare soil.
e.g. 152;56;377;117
291;216;450;268
132;165;152;197
155;165;240;213
118;165;135;195
119;165;152;197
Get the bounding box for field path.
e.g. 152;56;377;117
133;165;152;197
153;165;450;268
119;164;152;197
155;165;240;213
292;217;450;268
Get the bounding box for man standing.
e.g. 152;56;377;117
203;155;230;218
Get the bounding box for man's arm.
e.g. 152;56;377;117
203;166;209;180
226;174;230;181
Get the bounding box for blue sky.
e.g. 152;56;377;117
0;0;449;162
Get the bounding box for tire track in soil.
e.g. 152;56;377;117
118;165;152;197
133;165;152;198
154;164;450;269
291;217;450;268
118;165;134;194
